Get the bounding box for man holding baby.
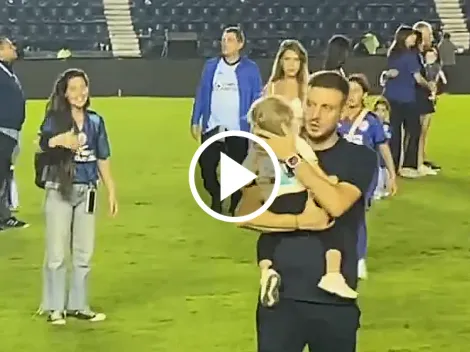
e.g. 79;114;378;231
237;71;377;352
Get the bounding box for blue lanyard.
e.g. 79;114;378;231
73;121;96;188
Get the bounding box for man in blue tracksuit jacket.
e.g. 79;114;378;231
190;27;263;215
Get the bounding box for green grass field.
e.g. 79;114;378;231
1;96;469;352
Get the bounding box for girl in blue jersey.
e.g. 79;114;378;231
37;69;117;325
338;74;397;279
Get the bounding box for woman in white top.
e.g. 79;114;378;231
264;39;309;133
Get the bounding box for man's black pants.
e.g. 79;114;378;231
198;131;248;212
257;299;360;352
0;133;16;221
388;100;421;171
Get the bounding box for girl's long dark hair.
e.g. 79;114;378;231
323;35;351;71
388;25;416;57
45;68;90;199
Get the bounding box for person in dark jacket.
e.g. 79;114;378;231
0;37;28;230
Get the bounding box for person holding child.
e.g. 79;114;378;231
383;25;432;179
236;71;377;352
241;95;357;306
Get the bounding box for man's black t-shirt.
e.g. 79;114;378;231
257;137;377;305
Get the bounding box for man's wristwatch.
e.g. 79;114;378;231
285;154;302;169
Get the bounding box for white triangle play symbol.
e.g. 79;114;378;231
220;152;257;201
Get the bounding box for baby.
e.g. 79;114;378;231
239;95;358;307
424;48;447;101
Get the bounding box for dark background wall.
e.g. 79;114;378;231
16;56;469;99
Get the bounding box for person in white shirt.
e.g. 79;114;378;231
190;27;262;215
264;39;309;133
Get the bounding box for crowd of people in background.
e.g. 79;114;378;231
191;19;446;351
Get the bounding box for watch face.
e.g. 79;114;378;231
288;155;299;167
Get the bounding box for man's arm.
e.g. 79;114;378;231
236;186;298;230
237;188;334;232
251;61;263;101
294;148;377;218
378;143;396;178
190;61;208;127
407;53;432;89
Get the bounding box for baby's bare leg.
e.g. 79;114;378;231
317;250;358;299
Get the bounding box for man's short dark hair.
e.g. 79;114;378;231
444;32;451;39
348;73;370;94
308;70;350;100
223;26;245;43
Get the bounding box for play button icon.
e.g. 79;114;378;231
219;153;257;201
188;130;281;223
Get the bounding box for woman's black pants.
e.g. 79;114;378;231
388;100;421;171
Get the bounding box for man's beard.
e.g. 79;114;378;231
305;125;338;144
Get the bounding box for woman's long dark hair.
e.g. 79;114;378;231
45;68;90;199
323;35;351;71
388;25;417;57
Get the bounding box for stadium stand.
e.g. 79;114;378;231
130;0;442;57
0;0;111;54
2;0;469;58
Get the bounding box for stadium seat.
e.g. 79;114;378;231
2;0;110;51
1;0;443;56
130;0;442;57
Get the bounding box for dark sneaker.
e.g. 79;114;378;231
260;269;281;308
48;311;66;325
424;161;441;171
2;217;29;229
68;310;106;322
